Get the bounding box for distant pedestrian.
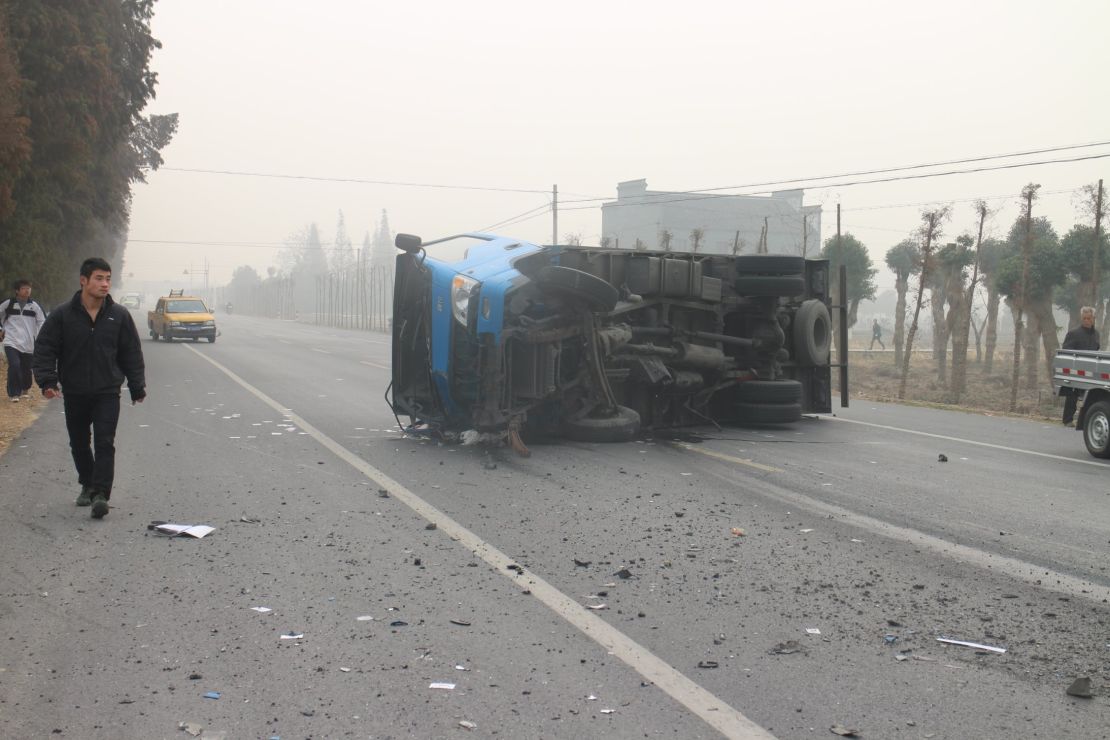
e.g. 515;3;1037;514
33;258;146;519
1060;305;1101;426
869;319;885;350
1;279;46;402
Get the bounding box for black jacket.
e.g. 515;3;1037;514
33;291;146;400
1062;324;1100;352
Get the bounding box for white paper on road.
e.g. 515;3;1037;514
154;523;216;538
936;637;1006;653
251;606;272;613
429;682;456;690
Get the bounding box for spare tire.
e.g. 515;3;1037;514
735;275;806;297
734;255;806;275
535;266;619;312
734;402;803;425
561;405;641;443
735;379;803;404
793;299;831;366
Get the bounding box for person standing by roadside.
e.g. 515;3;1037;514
33;258;146;519
1;279;46;402
869;318;885;350
1060;305;1101;426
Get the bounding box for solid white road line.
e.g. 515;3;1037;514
830;415;1109;468
186;345;773;740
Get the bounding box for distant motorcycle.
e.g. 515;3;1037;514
225;302;233;314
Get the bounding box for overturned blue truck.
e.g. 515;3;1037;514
389;233;845;451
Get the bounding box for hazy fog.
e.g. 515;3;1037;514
124;0;1110;292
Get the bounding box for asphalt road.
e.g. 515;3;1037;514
1;313;1107;739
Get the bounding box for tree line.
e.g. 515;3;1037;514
821;182;1108;406
0;0;175;305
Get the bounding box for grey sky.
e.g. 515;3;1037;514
125;0;1110;291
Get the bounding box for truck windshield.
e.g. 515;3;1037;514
167;300;208;313
423;236;494;262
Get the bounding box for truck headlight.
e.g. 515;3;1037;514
203;320;215;326
451;275;479;325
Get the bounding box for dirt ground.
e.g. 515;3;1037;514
0;355;47;456
0;348;1062;458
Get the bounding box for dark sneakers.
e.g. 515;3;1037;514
75;486;93;507
90;494;109;519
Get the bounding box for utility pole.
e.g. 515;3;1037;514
1093;179;1103;313
552;184;558;246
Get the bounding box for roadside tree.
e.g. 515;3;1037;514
884;239;921;366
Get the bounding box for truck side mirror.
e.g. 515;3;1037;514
395;234;423;254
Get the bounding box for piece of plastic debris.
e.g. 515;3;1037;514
771;640;802;655
573;558;591;567
339;667;351;672
280;631;304;640
805;627;821;635
455;664;470;671
356;615;374;621
1066;677;1093;698
730;527;745;536
937;454;948;462
149;522;216;538
613;568;633;579
389;620;408;627
587;603;608;610
250;607;272;614
895;653;909;661
180;721;203;736
936;637;1005;654
697;660;719;669
884;635;898;644
203;691;221;700
830;724;859;737
799;528;814;533
425;522;437;530
429;682;456;690
450;619;471;626
459;720;477;730
586;694;598;701
600;708;616;714
239;516;261;523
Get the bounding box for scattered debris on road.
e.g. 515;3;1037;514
938;453;948;462
429;682;456;690
771;640;803;655
202;691;220;700
148;521;216;538
279;631;304;640
830;724;859;737
1066;677;1093;698
936;637;1006;654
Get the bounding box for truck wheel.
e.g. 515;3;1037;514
733;255;806;275
735;275;805;297
163;332;173;342
735;379;803;404
1083;400;1110;458
207;335;216;343
793;299;831;366
561;405;640;443
150;330;158;340
535;266;619;312
734;402;803;425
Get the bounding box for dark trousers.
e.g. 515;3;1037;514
1062;388;1079;425
4;346;33;398
63;393;121;497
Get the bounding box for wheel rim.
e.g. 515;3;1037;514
1091;412;1110;451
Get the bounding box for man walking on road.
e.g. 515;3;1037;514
1060;305;1101;426
33;258;146;519
1;279;46;402
869;318;885;350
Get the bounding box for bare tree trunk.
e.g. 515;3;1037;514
893;275;908;366
900;207;948;399
1010;184;1039;412
952;202;988;401
984;288;1000;373
930;286;948;384
1035;298;1060;385
972;314;986;363
1023;309;1040;390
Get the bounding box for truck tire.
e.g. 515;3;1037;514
163;332;173;342
1083;400;1110;458
150;329;158;340
735;379;803;404
793;299;831;366
207;335;216;343
561;405;640;443
734;402;803;425
733;255;806;275
535;266;619;312
735;275;805;297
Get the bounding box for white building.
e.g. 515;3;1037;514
600;178;822;257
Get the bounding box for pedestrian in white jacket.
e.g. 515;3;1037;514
1;279;46;401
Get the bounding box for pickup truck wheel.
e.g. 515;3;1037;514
207;335;216;343
561;405;640;443
162;332;173;342
734;401;803;425
735;275;806;297
733;255;806;275
191;337;199;342
735;379;803;404
535;266;619;313
793;299;832;366
1083;400;1110;458
150;330;158;340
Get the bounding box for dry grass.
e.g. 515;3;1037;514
0;355;46;456
846;346;1060;421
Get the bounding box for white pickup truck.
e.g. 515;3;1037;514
1052;349;1110;458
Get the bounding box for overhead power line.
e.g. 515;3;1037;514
156;167;551;195
560;152;1110;212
